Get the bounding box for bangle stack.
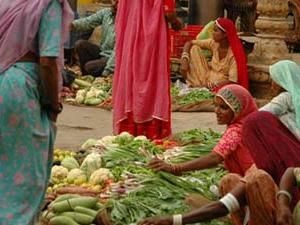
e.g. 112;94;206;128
173;214;182;225
181;52;190;62
276;190;292;203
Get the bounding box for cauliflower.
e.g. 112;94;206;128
89;168;113;185
81;138;98;150
75;89;87;104
99;135;116;146
119;131;132;138
85;88;97;99
50;166;68;184
61;157;79;171
67;168;87;185
84;98;103;105
80;153;102;177
134;135;148;141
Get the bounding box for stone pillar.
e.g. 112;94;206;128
248;0;290;98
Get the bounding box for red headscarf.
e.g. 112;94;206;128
216;18;249;90
216;84;257;125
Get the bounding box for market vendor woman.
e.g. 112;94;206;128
149;84;256;177
181;18;248;90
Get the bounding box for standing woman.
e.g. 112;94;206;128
0;0;73;224
113;0;182;139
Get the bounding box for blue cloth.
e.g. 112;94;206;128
0;0;61;224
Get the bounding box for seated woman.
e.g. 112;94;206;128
243;60;300;184
138;60;300;225
149;84;256;178
180;18;248;90
277;167;300;225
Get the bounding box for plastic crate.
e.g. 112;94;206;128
169;25;203;58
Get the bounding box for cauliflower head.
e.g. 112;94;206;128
89;168;113;185
50;166;68;184
67;168;87;185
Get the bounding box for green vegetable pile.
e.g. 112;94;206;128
42;195;103;225
102;135;164;168
98;130;228;225
171;86;215;105
171;129;221;146
65;76;112;106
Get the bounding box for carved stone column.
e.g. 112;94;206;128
248;0;290;98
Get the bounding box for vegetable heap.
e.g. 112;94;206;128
44;130;230;225
64;76;112;107
171;86;215;105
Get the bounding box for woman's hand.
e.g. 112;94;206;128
48;112;58;123
148;157;174;174
207;82;217;91
180;58;189;78
276;204;294;225
138;216;173;225
277;203;293;225
69;22;75;31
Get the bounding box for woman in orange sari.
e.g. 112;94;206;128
113;0;181;139
181;18;248;91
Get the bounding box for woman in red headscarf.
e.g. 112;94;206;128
113;0;181;139
181;18;248;90
138;85;300;225
148;84;256;177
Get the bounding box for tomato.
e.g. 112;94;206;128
152;139;164;145
162;140;178;149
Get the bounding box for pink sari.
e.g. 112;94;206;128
113;0;172;139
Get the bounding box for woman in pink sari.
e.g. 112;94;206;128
112;0;181;139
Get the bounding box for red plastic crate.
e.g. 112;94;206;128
169;25;203;58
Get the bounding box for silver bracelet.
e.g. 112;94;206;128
173;214;182;225
276;190;292;203
181;55;190;62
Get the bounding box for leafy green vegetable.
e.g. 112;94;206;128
172;129;221;146
175;89;214;105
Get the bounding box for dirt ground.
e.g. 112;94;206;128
55;104;225;150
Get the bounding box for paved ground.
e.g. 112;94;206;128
55;104;225;150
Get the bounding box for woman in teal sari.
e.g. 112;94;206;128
0;0;73;224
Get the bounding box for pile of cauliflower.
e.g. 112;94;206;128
74;77;112;106
50;152;113;193
49;132;148;194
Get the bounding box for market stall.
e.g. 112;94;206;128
41;129;230;225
